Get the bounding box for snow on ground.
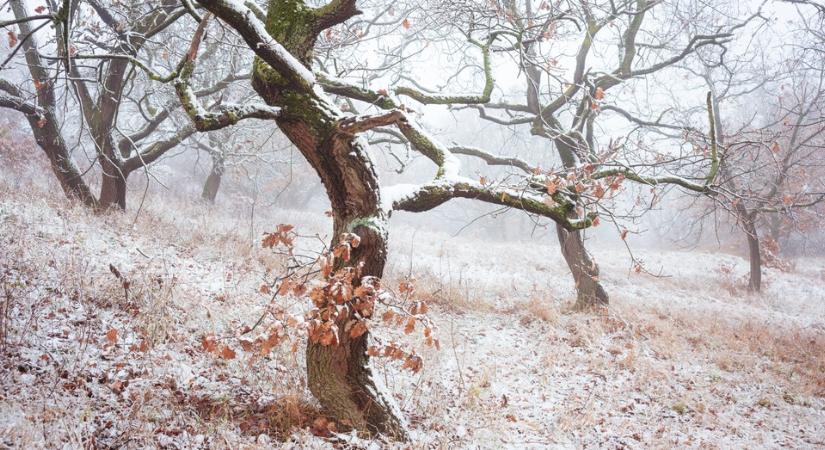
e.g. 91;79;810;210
0;182;823;449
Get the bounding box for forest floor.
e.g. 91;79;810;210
1;180;824;449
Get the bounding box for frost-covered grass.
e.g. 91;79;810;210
0;176;823;449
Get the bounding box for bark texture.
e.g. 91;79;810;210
7;0;97;208
556;224;609;309
216;0;410;438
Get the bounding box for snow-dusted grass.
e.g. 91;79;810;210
0;177;823;449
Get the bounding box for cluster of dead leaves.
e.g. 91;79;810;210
540;167;626;223
201;335;237;360
202;226;438;374
760;236;792;272
261;224;295;252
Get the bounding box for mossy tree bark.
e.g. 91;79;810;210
196;0;409;438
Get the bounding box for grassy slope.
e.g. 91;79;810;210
0;178;823;449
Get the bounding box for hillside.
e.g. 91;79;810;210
1;183;823;449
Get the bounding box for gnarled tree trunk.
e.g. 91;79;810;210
743;215;762;292
25;113;98;208
306;214;407;438
554;137;609;309
557;224;609;309
270;109;407;439
233;0;408;438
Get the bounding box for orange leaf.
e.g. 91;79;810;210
593;184;605;199
349;320;368;338
402;18;411;30
620;229;629;240
593;87;605;100
277;278;292;295
239;339;254;351
320;255;332;278
545;179;558;195
105;328;118;345
7;31;17;48
404;317;415;334
201;335;217;353
220;346;236;359
333;243;351;262
398;280;415;295
401;354;423;373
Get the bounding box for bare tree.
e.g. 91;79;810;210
0;0;250;209
677;2;825;292
433;0;764;308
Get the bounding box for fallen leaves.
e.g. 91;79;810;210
201;335;237;359
105;328;118;345
220;346;236;360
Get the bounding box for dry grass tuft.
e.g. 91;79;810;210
185;393;321;441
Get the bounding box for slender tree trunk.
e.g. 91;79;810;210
9;0;97;208
25;115;98;208
201;155;224;203
554;138;609;309
99;160;128;210
743;216;762;292
557;224;609;309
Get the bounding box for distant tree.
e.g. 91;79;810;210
0;0;249;210
680;2;825;291
407;0;764;308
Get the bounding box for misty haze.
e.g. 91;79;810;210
1;0;824;448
